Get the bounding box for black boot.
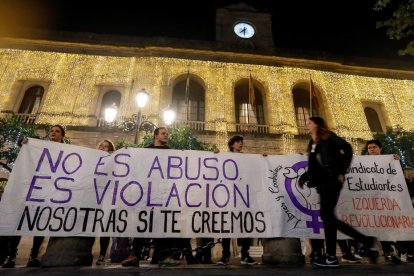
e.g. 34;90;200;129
2;256;16;268
26;236;43;267
27;248;41;267
183;248;197;264
201;247;213;264
2;237;19;269
27;256;41;267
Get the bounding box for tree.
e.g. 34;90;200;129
0;116;45;172
116;125;215;151
374;0;414;55
371;125;414;168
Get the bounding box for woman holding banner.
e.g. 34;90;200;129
299;117;378;268
366;139;405;264
2;124;66;268
216;135;257;266
95;139;116;265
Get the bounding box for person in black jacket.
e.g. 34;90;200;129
216;135;257;266
366;139;405;264
298;117;378;268
121;127;194;267
121;127;171;267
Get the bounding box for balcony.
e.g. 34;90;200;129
235;123;269;134
12;113;284;135
170;120;205;131
96;116;134;128
14;113;37;124
297;126;308;136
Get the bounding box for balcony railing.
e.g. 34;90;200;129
170;120;205;131
15;113;37;124
96;116;133;128
297;126;308;135
235;123;269;134
11;113;292;136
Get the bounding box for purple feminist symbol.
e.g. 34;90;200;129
284;161;324;233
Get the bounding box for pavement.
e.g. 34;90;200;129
1;258;414;275
2;238;413;275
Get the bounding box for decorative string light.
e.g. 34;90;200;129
0;48;413;155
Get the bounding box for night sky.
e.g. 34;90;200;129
0;0;412;61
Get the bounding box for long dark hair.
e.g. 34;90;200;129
309;116;330;142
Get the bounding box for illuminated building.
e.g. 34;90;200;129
0;3;413;155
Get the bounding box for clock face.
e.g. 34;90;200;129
234;22;255;39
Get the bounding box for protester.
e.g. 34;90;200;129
121;127;194;267
298;117;378;268
401;171;414;262
2;125;66;268
406;171;414;207
216;135;257;266
366;139;404;264
95;139;116;265
0;186;7;265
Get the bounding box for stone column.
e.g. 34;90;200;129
41;237;95;267
262;238;305;265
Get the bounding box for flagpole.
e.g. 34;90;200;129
309;74;313;117
248;73;255;125
185;65;190;122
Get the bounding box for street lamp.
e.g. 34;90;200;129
134;88;149;144
104;90;176;144
163;107;176;126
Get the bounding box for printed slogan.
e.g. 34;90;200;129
0;139;413;241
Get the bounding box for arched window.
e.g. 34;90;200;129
292;86;319;134
234;81;265;125
100;90;121;118
18;86;44;114
364;107;383;133
172;78;205;121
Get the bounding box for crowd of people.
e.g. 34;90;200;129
1;117;414;268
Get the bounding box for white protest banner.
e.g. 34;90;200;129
266;155;414;241
0;139;413;241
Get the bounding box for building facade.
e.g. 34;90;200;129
1;3;413;156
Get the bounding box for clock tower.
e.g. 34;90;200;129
215;2;274;52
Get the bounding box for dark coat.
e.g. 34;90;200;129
301;131;353;189
145;143;170;149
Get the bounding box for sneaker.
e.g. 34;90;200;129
342;253;361;263
216;257;229;265
400;253;407;263
312;255;340;268
26;257;41;267
310;253;324;264
407;254;414;262
184;252;197;265
160;257;179;266
2;256;16;268
121;255;140;267
384;253;402;264
365;236;379;264
353;253;363;260
96;255;105;265
241;256;257;265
